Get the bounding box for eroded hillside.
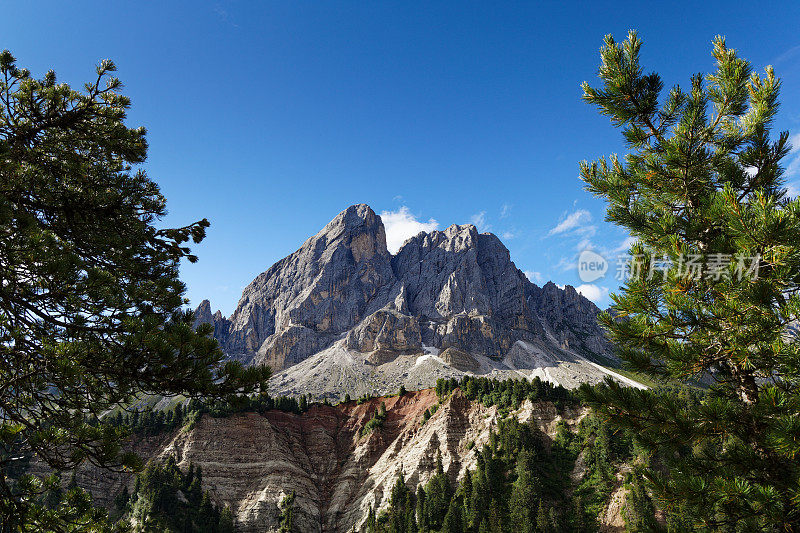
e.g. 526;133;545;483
62;388;614;532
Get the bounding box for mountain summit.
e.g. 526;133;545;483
195;204;638;398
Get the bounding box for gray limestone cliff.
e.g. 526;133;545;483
193;204;612;375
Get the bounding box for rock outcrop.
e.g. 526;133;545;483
345;309;422;363
439;347;480;372
194;204;614;384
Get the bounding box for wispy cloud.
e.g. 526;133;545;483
774;44;800;66
470;211;491;232
612;236;636;254
783;132;800;196
500;203;512;218
380;206;439;254
547;209;595;237
554;256;577;272
501;230;515;240
213;4;239;27
524;270;545;284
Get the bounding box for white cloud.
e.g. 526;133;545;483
787;154;800;178
784;132;800;187
380;206;439;254
501;231;515;240
548;209;594;237
575;283;610;305
524;271;545;284
470;211;491;232
500;204;512;218
555;256;577;272
789;132;800;155
613;236;636;254
576;237;595;251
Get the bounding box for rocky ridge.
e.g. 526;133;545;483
195;204;631;398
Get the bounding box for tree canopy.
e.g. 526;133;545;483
579;32;800;530
0;50;271;530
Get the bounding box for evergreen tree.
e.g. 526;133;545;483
624;471;658;533
547;507;560;533
469;464;489;529
579;31;800;529
535;500;548;533
388;472;414;533
279;490;296;533
113;485;130;514
415;486;427;532
423;454;452;530
0;50;271;530
219;506;235;533
441;498;463;533
366;505;377;533
509;451;537;532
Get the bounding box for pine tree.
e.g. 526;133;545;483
279;490;296;533
366;505;377;533
423;454;452;530
0;50;271;529
535;500;548;533
579;31;800;530
389;472;414;533
509;451;537;532
415;486;427;532
624;471;658;533
460;470;472;530
469;465;489;529
219;506;235;533
441;498;464;533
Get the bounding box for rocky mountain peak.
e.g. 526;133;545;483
193;299;213;327
194;204;613;386
315;203;390;262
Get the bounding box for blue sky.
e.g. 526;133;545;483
5;2;800;313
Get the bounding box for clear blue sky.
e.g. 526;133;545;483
5;2;800;312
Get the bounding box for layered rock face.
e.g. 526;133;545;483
76;390;589;532
195;204;612;375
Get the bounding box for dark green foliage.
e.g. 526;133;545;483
127;457;233;532
0;50;271;530
361;402;388;437
434;376;576;410
279;490;296;533
105;391;313;439
373;412;600;532
535;501;548;532
623;469;658;533
580;31;800;530
509;451;537;532
387;472;416;533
